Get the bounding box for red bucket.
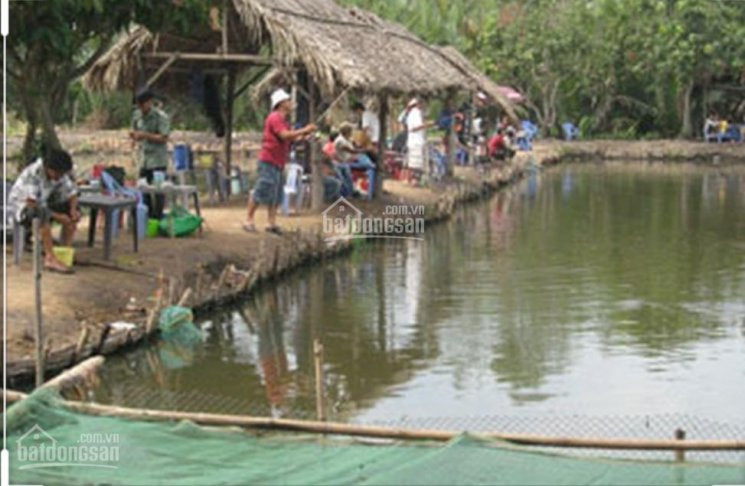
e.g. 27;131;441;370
92;164;106;179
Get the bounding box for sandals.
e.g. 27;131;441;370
44;263;75;275
243;222;283;236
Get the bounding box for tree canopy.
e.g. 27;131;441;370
8;0;210;163
342;0;745;138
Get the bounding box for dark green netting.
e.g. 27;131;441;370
5;390;745;486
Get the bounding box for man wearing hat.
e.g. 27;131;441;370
405;98;435;182
244;89;316;234
8;149;80;273
130;88;170;219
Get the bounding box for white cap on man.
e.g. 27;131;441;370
407;98;418;108
271;89;291;110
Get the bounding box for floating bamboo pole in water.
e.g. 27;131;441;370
3;389;744;451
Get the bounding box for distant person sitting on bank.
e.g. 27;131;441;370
8;149;80;274
321;159;343;203
704;112;719;140
352;101;381;162
334;122;377;198
488;129;515;162
244;89;316;235
130;88;170;219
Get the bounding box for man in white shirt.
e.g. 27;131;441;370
405;98;435;178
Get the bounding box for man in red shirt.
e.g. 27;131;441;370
488;128;515;161
244;89;316;234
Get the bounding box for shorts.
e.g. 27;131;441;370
20;200;71;227
252;162;285;206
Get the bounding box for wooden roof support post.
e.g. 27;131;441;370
445;90;456;177
310;82;324;212
221;0;229;54
375;94;389;198
468;93;477;167
224;67;236;197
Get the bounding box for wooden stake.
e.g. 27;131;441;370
145;292;163;335
177;288;193;307
167;277;176;306
313;339;326;421
32;218;44;387
74;325;90;360
675;428;686;462
194;265;205;301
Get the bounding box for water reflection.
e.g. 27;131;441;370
93;164;745;422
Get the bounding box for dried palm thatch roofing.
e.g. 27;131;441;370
84;0;516;117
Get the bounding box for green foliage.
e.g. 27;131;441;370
8;0;211;163
341;0;745;139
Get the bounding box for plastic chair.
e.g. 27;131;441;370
562;122;580;141
282;163;306;215
522;120;539;141
100;171;142;240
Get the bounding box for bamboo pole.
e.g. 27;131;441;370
3;389;744;451
32;218;44;387
313;339;326;421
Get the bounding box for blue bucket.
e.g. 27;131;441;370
173;144;191;171
135;204;148;240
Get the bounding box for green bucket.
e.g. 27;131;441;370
146;219;160;238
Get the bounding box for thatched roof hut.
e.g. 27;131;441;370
84;0;516;118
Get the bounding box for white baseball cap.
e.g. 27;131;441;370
407;98;419;108
271;89;291;109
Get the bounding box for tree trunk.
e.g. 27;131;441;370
678;81;694;139
21;122;38;171
38;93;63;153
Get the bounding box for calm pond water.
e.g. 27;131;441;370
91;163;745;425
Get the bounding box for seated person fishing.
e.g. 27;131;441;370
320;159;343;203
8;148;80;274
333;122;377;198
488;129;515;162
